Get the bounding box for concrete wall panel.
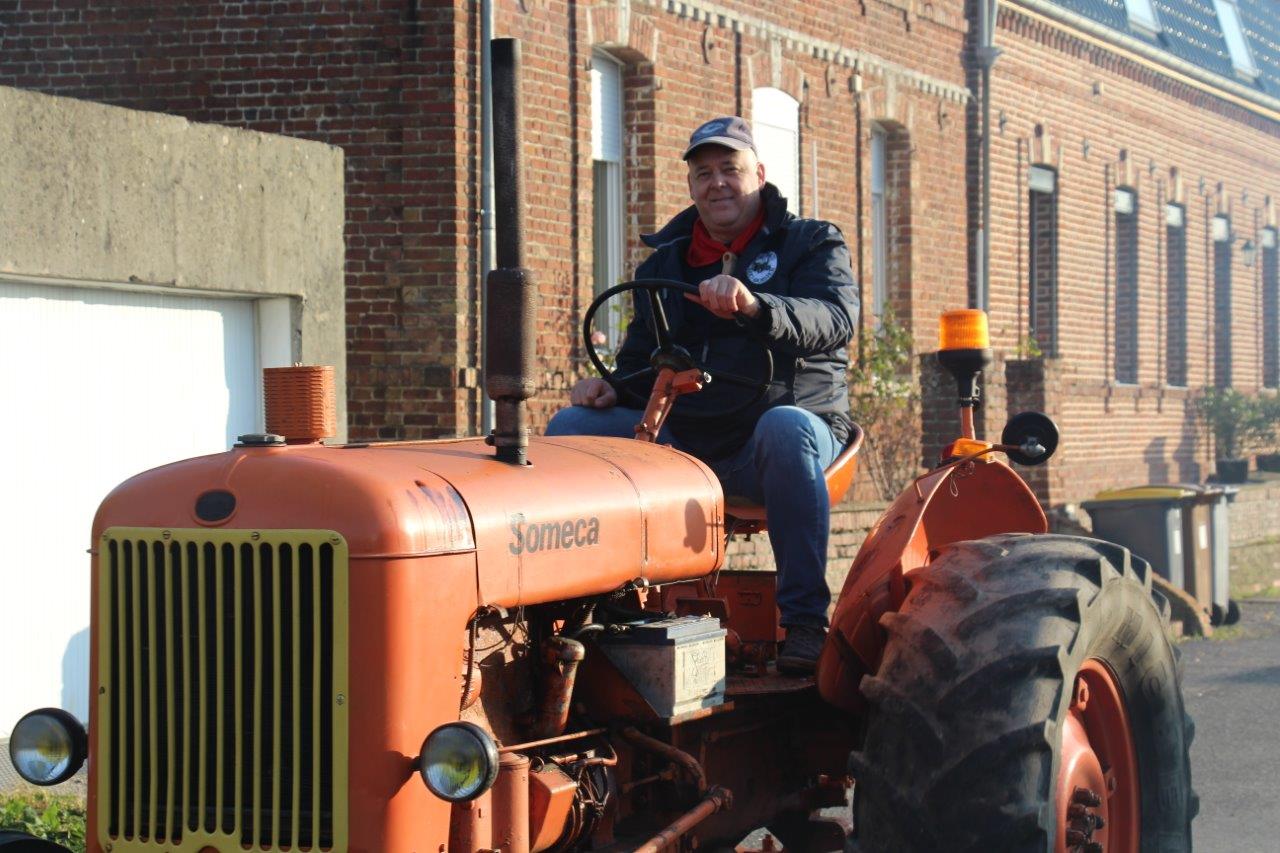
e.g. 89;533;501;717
0;86;347;431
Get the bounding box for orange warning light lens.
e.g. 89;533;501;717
939;309;990;351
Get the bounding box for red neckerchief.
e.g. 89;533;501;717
686;206;765;268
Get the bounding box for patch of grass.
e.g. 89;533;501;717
1203;623;1249;642
0;790;85;852
1230;538;1280;600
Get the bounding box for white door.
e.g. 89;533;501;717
0;279;261;736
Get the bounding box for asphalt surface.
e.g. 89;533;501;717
1183;598;1280;852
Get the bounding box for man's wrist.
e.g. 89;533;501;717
736;297;772;332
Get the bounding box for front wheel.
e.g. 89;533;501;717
848;534;1196;852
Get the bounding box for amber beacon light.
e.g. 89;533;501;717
939;309;990;351
937;309;994;441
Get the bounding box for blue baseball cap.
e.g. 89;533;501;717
682;116;756;160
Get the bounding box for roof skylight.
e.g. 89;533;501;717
1212;0;1260;78
1122;0;1161;34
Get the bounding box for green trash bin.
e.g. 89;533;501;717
1082;486;1197;592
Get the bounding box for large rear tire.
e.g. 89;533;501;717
848;534;1196;852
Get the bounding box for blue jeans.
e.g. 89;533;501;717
546;404;838;628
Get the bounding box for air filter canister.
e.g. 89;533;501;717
264;365;336;443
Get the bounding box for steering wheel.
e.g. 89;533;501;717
582;278;774;421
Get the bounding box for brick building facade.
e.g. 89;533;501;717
1;0;1277;510
985;0;1280;504
0;0;967;448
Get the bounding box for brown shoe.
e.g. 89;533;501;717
776;625;826;675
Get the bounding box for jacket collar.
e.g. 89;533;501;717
641;182;792;249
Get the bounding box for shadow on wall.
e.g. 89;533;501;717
1143;400;1205;486
1176;398;1203;484
62;627;89;722
1145;436;1170;484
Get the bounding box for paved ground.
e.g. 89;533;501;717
1183;598;1280;852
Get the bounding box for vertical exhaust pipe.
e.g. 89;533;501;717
486;38;538;465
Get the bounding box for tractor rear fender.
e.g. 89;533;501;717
816;459;1046;712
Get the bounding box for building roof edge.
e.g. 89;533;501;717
1005;0;1280;123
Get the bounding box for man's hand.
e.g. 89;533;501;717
570;377;617;408
687;274;761;320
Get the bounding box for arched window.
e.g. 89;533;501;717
870;122;911;324
590;51;626;348
1028;165;1059;356
1264;226;1278;388
751;87;799;214
871;125;888;320
1165;203;1188;386
1213;214;1233;388
1114;186;1139;384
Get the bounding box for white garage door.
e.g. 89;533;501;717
0;279;262;736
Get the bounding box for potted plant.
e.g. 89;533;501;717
1255;394;1280;473
1197;388;1275;483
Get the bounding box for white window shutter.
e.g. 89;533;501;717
591;55;623;163
752;87;799;213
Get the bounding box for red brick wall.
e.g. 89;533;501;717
0;0;476;441
11;2;1275;511
986;6;1280;504
0;0;971;448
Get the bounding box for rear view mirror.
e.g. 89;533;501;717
1002;411;1059;466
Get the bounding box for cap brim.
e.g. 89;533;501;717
682;136;754;160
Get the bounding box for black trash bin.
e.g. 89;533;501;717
1082;486;1196;591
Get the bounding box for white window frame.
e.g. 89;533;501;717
871;125;888;323
1122;0;1162;35
1028;165;1056;194
1212;0;1260;79
590;51;626;350
752;87;800;214
1115;187;1136;216
1166;203;1185;228
1213;215;1232;243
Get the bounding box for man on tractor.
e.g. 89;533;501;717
547;115;859;674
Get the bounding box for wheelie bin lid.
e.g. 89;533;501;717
1155;482;1231;498
1140;483;1233;503
1087;485;1197;504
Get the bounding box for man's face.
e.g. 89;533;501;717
686;146;766;238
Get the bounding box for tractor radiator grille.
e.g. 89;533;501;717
97;528;349;852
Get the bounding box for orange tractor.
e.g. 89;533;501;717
7;39;1193;853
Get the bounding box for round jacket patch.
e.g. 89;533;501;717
746;251;778;285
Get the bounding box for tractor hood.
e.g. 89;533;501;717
92;435;726;607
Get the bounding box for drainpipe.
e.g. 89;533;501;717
480;0;497;435
975;0;1001;311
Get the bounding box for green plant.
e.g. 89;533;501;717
849;309;922;501
1015;334;1044;359
1259;393;1280;455
1196;387;1276;459
0;790;86;852
588;281;636;371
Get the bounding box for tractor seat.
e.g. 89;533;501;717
724;423;865;534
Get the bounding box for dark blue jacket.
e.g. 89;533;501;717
616;183;859;461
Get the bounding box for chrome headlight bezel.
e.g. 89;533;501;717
418;721;500;802
8;707;88;787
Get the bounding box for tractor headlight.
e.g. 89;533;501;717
418;721;499;802
9;708;87;786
